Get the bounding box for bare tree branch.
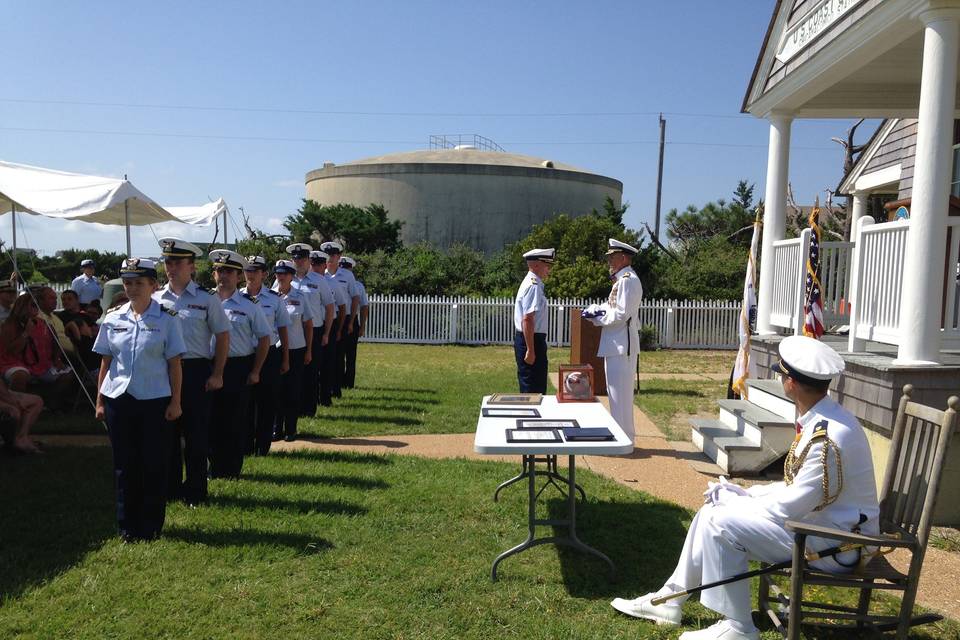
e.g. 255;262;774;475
643;222;681;262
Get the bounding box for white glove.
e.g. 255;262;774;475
703;476;749;506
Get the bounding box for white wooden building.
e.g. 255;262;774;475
692;0;960;523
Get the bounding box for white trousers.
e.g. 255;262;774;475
604;353;636;441
662;501;850;621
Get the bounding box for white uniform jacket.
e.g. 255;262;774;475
590;266;642;357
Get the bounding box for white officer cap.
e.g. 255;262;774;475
159;237;203;258
309;250;329;263
773;335;845;386
274;259;296;275
340;256;356;267
208;249;249;271
80;259;95;267
119;257;158;280
244;255;267;271
606;238;639;256
523;248;556;264
286;242;313;259
320;240;343;255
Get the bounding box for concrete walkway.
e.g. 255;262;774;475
34;391;960;620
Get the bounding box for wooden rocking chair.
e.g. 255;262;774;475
759;385;959;639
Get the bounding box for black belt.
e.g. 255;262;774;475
515;332;546;337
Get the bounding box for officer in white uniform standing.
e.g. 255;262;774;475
514;248;554;393
207;250;271;479
72;259;103;305
584;239;642;441
611;336;879;640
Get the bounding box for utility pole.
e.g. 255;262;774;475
655;113;666;243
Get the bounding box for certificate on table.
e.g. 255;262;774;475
506;428;562;443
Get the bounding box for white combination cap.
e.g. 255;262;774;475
309;250;329;262
159;237;203;258
340;256;356;267
605;238;639;256
208;249;249;271
80;259;95;267
773;335;845;384
119;257;158;279
244;255;267;271
320;240;343;254
286;243;313;258
523;248;556;264
274;259;296;274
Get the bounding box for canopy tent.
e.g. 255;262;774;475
0;160;179;266
165;197;228;227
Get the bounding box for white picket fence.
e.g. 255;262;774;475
364;294;740;349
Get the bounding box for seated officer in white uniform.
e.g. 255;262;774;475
72;259;103;305
207;249;272;479
611;336;879;640
584;239;643;441
514;248;554;393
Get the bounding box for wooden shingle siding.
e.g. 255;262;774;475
865;119;917;174
764;0;885;94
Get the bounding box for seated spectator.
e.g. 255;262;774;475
0;378;43;454
55;289;99;372
0;278;16;323
34;285;77;360
0;294;73;407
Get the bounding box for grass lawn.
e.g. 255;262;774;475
634;379;729;441
3;446;956;640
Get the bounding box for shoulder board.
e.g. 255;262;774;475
205;288;217;295
162;307;178;317
263;288;279;296
620;271;632;278
107;305;123;314
243;293;258;303
810;420;829;440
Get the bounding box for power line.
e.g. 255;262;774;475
0;97;752;120
0;126;837;151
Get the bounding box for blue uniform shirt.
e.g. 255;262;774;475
325;273;350;311
356;280;369;307
304;270;336;319
280;286;313;350
219;290;272;357
332;267;360;299
93;300;186;400
154;280;231;359
71;274;103;305
242;286;290;345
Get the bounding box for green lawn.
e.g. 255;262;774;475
635;379;729;441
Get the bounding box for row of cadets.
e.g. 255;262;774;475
338;256;367;389
154;238;230;506
272;260;313;441
308;250;340;406
320;241;355;397
94;258;185;541
241;256;290;456
282;244;334;415
208;249;271;479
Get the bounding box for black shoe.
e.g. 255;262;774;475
284;434;296;442
271;432;282;442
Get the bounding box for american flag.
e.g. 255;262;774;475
803;199;824;339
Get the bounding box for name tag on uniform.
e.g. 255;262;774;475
111;327;129;332
187;304;207;311
229;310;247;317
142;326;161;332
305;283;318;289
289;300;300;306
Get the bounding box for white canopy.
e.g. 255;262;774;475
165;197;228;226
0;160;177;225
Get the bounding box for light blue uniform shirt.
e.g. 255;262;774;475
305;270;336;319
242;286;290;345
325;273;350;312
71;274;103;305
154;280;231;359
356;280;369;307
220;290;272;357
280;287;313;350
331;267;360;299
93;300;186;400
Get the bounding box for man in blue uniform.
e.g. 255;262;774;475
208;249;271;478
242;256;290;456
514;248;554;393
94;258;185;541
71;259;103;305
310;250;342;403
273;260;314;442
154;238;230;506
320;242;352;398
339;256;365;389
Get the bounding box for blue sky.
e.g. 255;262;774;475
0;0;871;258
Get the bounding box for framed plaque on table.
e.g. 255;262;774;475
505;428;562;443
487;393;543;405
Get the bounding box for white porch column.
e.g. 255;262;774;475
756;114;792;335
851;192;869;221
895;7;960;364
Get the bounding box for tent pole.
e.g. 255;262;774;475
10;202;17;274
223;207;228;246
123;174;131;256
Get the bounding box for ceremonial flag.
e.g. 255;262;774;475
803;198;825;338
731;207;761;399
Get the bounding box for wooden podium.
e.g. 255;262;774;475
568;308;607;393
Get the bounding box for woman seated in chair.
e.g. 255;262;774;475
610;336;879;640
0;294;74;407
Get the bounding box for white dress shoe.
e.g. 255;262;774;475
678;619;759;640
610;593;682;625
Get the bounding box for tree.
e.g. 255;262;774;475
284;201;403;254
665;180;758;251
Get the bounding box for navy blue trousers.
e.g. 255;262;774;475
105;393;171;540
209;355;253;479
276;347;305;439
344;318;360;388
169;358;212;504
248;346;281;456
514;332;548;393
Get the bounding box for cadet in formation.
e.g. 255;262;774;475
339;256;366;389
584;239;643;441
207;250;271;479
323;242;360;391
154;238;230;506
94;258;185;541
242;256;290;456
308;250;338;406
513;248;555;393
611;337;879;640
71;258;103;305
272;259;313;442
